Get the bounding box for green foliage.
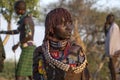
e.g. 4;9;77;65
0;61;15;80
87;52;110;80
25;0;41;19
0;0;15;22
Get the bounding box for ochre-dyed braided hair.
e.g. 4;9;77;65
44;8;72;41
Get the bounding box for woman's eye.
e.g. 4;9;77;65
61;23;65;27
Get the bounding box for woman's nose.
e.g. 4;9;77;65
66;24;74;31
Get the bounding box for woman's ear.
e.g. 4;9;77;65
49;27;54;34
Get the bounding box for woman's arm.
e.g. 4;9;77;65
0;29;19;34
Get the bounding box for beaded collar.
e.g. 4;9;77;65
49;41;70;60
49;40;67;49
42;40;88;73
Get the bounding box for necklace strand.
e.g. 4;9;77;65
42;41;88;73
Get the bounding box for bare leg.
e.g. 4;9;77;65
112;52;120;80
16;76;26;80
108;57;116;80
28;76;33;80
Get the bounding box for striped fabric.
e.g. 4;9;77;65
16;46;35;76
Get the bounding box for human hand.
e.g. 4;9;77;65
12;44;19;53
0;31;4;34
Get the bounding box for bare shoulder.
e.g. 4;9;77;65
70;41;85;56
24;16;34;24
34;46;43;54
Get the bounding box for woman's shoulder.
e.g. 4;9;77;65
34;46;43;53
33;46;45;63
69;40;85;56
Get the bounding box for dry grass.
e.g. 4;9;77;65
0;77;7;80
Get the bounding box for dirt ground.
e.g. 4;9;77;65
0;77;7;80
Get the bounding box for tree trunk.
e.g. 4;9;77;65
3;22;11;45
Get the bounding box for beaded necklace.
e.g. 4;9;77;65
49;40;70;60
42;41;88;73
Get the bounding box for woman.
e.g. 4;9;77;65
33;8;89;80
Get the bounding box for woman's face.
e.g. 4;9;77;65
107;16;114;24
54;21;73;40
15;8;21;15
14;3;25;15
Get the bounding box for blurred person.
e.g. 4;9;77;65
104;13;120;80
0;1;35;80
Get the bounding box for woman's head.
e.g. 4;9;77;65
44;8;73;41
14;1;26;15
104;13;115;36
106;13;115;24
